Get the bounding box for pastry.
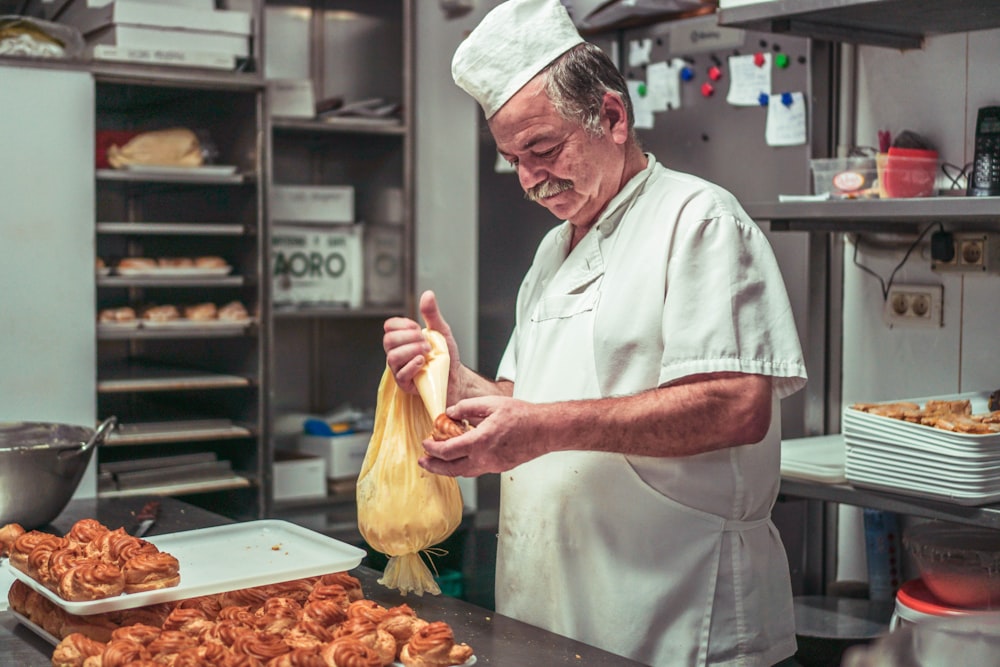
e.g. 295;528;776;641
218;300;249;321
162;607;215;639
67;519;110;547
0;522;25;557
215;604;257;626
264;578;316;605
306;582;351;610
96;638;146;666
141;304;180;322
122;552;181;593
158;257;195;268
316;572;364;602
194;255;227;269
267;647;330;667
379;605;428;655
218;586;271;611
7;579;31;614
399;621;474;667
146;629;199;657
282;620;332;650
332;617;396;666
118;257;158;271
98;307;137;323
231;629;292;662
9;531;66;573
320;637;384;667
253;597;302;635
203;618;255;646
302;599;348;628
430;413;469;441
345;599;388;624
108;535;158;566
50;632;105;667
110;623;162;646
183;302;217;321
58;561;126;602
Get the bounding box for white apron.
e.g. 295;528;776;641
494;173;799;666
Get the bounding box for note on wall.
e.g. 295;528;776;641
627;80;654;129
645;59;684;112
726;53;772;106
628;38;652;68
765;91;807;146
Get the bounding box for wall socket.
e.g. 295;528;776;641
883;284;943;328
931;232;1000;273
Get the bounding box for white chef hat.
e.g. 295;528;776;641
452;0;584;119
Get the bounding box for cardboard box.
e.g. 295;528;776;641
298;432;371;480
364;225;404;306
59;0;252;37
272;224;363;307
271;185;354;224
267;79;316;119
90;44;236;70
273;450;326;501
87;25;250;58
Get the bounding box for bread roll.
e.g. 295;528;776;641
118;257;158;271
183;302;217;321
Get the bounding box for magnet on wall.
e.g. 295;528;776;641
753;52;766;67
701;82;714;97
680;66;694;82
775;53;789;68
708;65;722;81
780;92;794;107
758;92;770;106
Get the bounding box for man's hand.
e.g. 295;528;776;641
419;395;541;477
383;290;461;396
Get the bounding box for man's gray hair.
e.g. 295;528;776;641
542;42;637;142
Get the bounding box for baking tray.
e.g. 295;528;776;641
1;520;366;615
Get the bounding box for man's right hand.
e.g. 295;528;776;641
383;290;461;396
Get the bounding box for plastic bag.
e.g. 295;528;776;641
357;328;462;596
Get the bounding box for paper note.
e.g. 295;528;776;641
627;80;654;129
726;53;772;106
645;59;683;112
765;91;807;146
628;38;653;68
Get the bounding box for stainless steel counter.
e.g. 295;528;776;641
0;497;647;666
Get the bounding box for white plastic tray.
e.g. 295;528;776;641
2;520;366;615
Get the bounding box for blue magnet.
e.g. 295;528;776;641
758;92;769;106
680;66;695;82
780;92;794;107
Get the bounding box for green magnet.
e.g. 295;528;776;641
775;53;789;68
637;82;647;96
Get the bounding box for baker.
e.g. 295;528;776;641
382;1;808;665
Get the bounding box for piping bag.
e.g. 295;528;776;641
356;328;463;595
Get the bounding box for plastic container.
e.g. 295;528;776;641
811;157;878;198
890;578;985;630
877;148;939;198
902;521;1000;609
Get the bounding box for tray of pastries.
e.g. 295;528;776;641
98;300;253;332
115;256;233;277
1;519;365;616
7;561;475;667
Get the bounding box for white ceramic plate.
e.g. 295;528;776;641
2;520;366;615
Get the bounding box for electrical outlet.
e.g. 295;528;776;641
932;232;999;273
883;284;943;328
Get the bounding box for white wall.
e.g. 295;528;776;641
837;28;1000;580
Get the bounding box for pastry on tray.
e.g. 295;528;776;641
26;569;475;667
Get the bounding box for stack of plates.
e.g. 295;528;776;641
843;392;1000;505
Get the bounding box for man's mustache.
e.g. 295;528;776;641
525;179;574;202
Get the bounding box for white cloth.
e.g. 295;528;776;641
452;0;583;118
494;154;807;666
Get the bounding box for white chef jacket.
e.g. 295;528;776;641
494;154;808;667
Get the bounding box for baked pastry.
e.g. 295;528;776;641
231;629;292;662
195;255;227;269
109;535;159;566
380;604;428;656
118;257;158;271
51;632;105;667
7;579;31;614
158;257;195;268
431;414;469;441
146;629;199;657
96;638;147;666
399;621;474;667
267;647;330;667
98;307;137;324
302;599;348;628
218;300;249;321
67;519;110;547
218;586;271;611
0;522;25;557
264;578;316;605
253;597;302;635
141;304;181;322
320;637;384;667
331;617;396;666
122;552;181;593
58;561;126;602
110;622;162;646
282;620;332;650
173;594;223;621
47;548;89;587
316;572;364;602
345;599;388;624
9;531;66;573
96;257;106;271
26;539;74;583
203;618;255;646
183;302;218;321
306;582;351;609
162;606;214;639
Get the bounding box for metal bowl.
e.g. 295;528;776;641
0;417;115;529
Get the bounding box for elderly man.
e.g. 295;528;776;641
382;1;808;665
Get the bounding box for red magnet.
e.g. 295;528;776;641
700;82;715;97
708;65;722;81
753;52;766;67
